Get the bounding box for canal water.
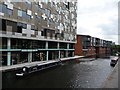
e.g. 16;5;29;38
2;58;113;88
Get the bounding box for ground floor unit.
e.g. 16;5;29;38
75;45;111;58
0;37;75;66
75;35;112;58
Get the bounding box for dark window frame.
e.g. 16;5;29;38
17;22;22;33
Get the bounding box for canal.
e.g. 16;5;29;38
2;58;113;88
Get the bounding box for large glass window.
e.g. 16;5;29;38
0;4;2;12
35;4;39;11
27;15;31;20
60;51;65;58
45;9;50;17
60;43;67;49
32;41;38;49
2;38;7;49
2;19;6;31
0;4;12;15
17;22;22;33
22;10;27;19
18;10;22;17
69;44;74;49
31;25;35;30
68;51;73;57
11;52;21;65
17;22;27;33
7;9;13;15
44;0;48;3
35;15;41;22
18;9;31;20
41;8;45;14
25;0;31;9
2;52;7;66
20;52;28;63
48;42;57;49
37;41;45;49
22;23;27;29
2;4;7;14
48;51;58;60
11;38;18;49
33;51;46;61
20;39;29;49
26;11;31;20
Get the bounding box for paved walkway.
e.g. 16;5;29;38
0;61;53;72
102;62;118;88
78;58;96;62
0;56;84;72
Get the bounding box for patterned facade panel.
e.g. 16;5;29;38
0;1;77;42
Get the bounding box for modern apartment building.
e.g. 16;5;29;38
75;35;113;58
0;1;77;66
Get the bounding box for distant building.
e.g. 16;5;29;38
75;34;113;58
0;1;77;66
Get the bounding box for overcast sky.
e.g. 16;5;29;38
77;0;119;44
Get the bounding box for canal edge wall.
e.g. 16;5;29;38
0;56;84;72
101;60;118;88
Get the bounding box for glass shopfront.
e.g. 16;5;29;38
11;52;28;65
60;51;65;58
48;51;59;60
32;51;46;61
1;52;7;66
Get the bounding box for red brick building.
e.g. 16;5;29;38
75;35;112;58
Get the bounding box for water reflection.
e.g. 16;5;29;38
2;59;113;88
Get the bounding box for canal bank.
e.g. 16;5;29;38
2;58;113;88
102;61;118;88
78;58;96;62
0;56;84;72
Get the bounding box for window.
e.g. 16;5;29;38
18;9;31;20
31;25;35;30
2;19;6;31
27;15;31;20
18;10;22;17
65;2;70;10
47;9;50;17
27;10;32;16
25;2;31;9
22;23;27;29
17;22;22;33
45;9;50;17
41;31;44;36
6;20;17;32
45;9;48;15
44;0;48;3
8;9;13;15
47;19;50;25
22;10;27;18
0;4;2;12
41;8;45;14
2;38;7;49
2;4;7;14
35;15;41;22
35;4;39;11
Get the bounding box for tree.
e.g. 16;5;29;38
111;45;120;55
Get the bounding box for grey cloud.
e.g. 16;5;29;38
97;18;118;35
